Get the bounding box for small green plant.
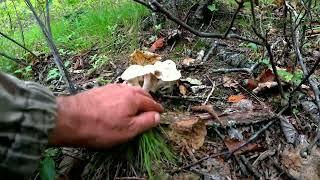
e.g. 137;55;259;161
46;68;60;81
207;3;218;13
14;65;33;79
137;129;176;179
276;68;303;85
39;148;59;180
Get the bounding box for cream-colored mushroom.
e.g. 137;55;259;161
120;65;145;87
142;60;181;92
142;65;160;92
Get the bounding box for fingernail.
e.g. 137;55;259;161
154;113;160;124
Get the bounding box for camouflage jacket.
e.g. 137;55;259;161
0;72;57;178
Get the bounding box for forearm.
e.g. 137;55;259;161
0;72;57;177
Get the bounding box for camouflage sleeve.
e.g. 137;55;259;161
0;72;57;177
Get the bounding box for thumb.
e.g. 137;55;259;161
132;111;160;135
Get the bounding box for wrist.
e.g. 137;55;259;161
49;96;81;146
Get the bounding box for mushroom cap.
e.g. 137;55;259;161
153;60;181;81
120;65;145;80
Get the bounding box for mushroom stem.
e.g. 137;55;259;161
127;78;141;87
142;74;152;92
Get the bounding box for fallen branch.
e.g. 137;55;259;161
226;119;276;159
240;155;262;178
171;151;227;173
203;76;215;105
288;2;320;154
162;95;223;103
133;0;262;45
249;0;285;98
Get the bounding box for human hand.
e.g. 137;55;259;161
49;84;163;148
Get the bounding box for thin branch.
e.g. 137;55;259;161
223;0;244;37
0;52;28;66
288;3;320;155
25;0;76;94
133;0;262;45
45;0;52;37
0;31;38;59
290;55;320;95
249;1;285;98
11;0;26;48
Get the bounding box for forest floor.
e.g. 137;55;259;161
15;1;320;179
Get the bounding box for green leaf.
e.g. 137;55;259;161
260;58;270;65
39;157;56;180
207;4;218;12
47;68;60;81
277;69;293;82
292;69;303;85
246;42;258;51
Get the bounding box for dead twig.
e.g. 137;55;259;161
171;151;227;173
240;155;262;178
249;0;285;99
226;119;276;159
115;177;146;180
25;0;76;94
133;0;262;45
162;95;223;103
191;105;222;125
288;2;320;155
203;76;215;105
211;63;258;74
202;41;218;62
268;156;297;180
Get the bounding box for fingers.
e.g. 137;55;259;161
130;86;152;98
131;111;160;134
136;94;163;113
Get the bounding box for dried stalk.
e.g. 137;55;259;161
133;0;262;45
25;0;76;94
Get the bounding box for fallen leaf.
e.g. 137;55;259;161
149;37;165;52
223;76;239;88
252;81;278;94
280;116;298;143
168;117;207;150
196;50;205;61
256;68;275;83
281;146;320;180
227;94;246;103
179;84;188;95
224;138;259;155
243;79;258;90
130;50;162;65
182;57;196;66
184;77;202;86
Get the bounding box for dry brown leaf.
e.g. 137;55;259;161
273;0;284;7
168;117;207;150
149;37;165;52
129;50;162;65
227;94;246;103
256;68;275;83
224;138;259;155
252;81;278;94
243;79;259;90
182;57;196;66
179;84;188;95
223;76;239;88
281;146;320;180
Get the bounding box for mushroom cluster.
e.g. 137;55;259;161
120;60;181;92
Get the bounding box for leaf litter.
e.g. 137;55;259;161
38;3;320;179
